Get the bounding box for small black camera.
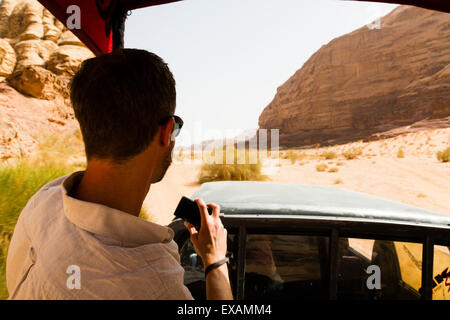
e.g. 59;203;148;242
174;196;213;231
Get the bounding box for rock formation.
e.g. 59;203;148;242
0;0;94;160
258;6;450;148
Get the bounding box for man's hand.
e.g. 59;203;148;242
184;198;227;268
184;198;233;300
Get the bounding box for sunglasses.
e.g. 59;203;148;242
158;115;184;139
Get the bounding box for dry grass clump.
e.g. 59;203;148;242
336;162;344;166
0;130;85;300
198;148;267;183
320;150;337;160
417;193;427;198
342;147;363;160
287;151;298;164
397;148;405;158
138;207;156;222
283;150;304;164
315;163;328;172
328;167;339;173
436;147;450;163
334;178;343;184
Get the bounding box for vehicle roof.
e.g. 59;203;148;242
192;181;450;228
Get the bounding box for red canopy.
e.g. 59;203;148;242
38;0;182;55
38;0;449;56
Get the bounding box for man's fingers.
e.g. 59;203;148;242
184;221;192;230
195;198;209;230
207;202;221;220
184;221;198;236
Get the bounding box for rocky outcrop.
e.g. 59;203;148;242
0;82;77;160
47;43;93;76
258;6;450;147
0;0;94;160
7;65;70;100
0;39;16;76
0;0;94;84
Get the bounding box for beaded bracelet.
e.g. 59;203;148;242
204;257;229;277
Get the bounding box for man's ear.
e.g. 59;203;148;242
159;118;174;147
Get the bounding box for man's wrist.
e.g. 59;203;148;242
204;257;229;277
205;262;228;279
203;255;227;269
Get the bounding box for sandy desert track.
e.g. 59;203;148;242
144;128;450;225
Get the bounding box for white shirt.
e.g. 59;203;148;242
6;171;193;300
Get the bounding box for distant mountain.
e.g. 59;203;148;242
176;128;259;152
258;6;450;147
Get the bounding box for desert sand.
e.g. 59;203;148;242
144;127;450;225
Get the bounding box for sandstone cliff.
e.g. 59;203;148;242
0;0;94;160
258;6;450;148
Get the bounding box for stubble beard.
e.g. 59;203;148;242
152;141;174;183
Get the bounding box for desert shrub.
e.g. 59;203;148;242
282;150;299;164
198;148;267;183
0;130;84;299
342;147;363;160
315;163;328;172
334;178;343;184
436;147;450;163
328;167;339;173
139;207;156;222
397;148;405;158
321;150;337;160
0;161;73;299
417;193;427;198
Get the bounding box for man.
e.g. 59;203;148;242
6;48;233;300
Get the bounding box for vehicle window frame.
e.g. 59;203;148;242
241;230;331;300
224;216;450;300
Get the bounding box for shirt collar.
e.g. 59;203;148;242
61;171;174;247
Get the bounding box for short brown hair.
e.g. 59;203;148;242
70;48;176;163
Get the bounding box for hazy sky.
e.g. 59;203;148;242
125;0;398;147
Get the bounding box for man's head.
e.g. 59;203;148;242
70;48;177;182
